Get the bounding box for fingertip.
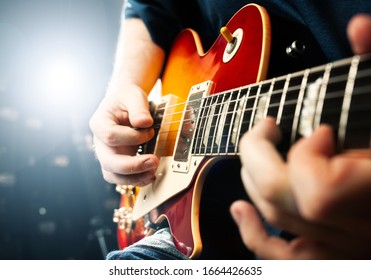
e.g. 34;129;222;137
142;155;160;171
230;200;254;226
291;125;335;158
130;111;154;128
347;14;371;54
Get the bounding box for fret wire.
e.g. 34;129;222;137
276;74;291;125
291;69;310;144
210;91;227;154
249;83;262;130
202;95;217;154
338;55;360;149
235;87;250;151
313;63;333;130
225;88;243;154
264;78;275;118
217;92;232;155
210;94;224;154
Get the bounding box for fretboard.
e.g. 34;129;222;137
188;54;371;156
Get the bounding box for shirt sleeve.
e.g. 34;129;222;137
123;0;183;54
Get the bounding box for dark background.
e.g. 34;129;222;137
0;0;124;259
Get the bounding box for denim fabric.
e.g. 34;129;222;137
106;228;189;260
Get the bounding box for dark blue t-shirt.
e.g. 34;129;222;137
124;0;371;61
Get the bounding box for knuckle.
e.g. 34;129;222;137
103;128;118;146
259;175;285;202
287;141;302;161
102;171;116;184
299;190;331;221
261;205;281;227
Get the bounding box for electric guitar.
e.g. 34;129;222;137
113;4;371;259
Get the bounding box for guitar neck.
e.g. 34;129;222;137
184;54;371;156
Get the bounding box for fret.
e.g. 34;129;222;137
210;93;228;154
207;93;225;154
338;56;360;149
298;68;326;138
238;86;257;142
290;69;309;144
315;58;354;149
278;74;304;153
249;83;262;130
252;80;273;127
266;77;286;119
276;74;291;125
342;55;371;149
233;87;250;152
193;96;211;154
214;93;230;153
215;92;232;154
313;63;332;129
264;79;275;118
239;84;259;136
202;95;218;154
225;89;242;154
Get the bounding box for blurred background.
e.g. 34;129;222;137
0;0;124;259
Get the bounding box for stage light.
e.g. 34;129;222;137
39;54;85;107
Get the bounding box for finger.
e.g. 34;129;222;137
239;118;294;210
90;103;155;147
94;136;159;172
239;175;342;245
289;125;371;221
230;200;294;259
99;150;159;176
102;169;156;186
121;85;154;129
230;201;334;259
99;125;155;147
347;14;371;54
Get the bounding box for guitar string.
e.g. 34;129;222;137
141;60;371;153
150;67;371;128
152;84;371;147
151;71;371;136
151;59;371;120
152;85;371;154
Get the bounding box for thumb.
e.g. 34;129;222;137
124;85;154;129
230;200;269;251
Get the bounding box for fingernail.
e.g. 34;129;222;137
231;206;243;225
143;158;157;170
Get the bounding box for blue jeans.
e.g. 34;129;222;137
107;222;283;260
106;228;189;260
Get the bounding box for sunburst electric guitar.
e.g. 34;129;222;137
113;4;371;259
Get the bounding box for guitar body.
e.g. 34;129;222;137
117;4;329;259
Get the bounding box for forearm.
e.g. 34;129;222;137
109;18;166;95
